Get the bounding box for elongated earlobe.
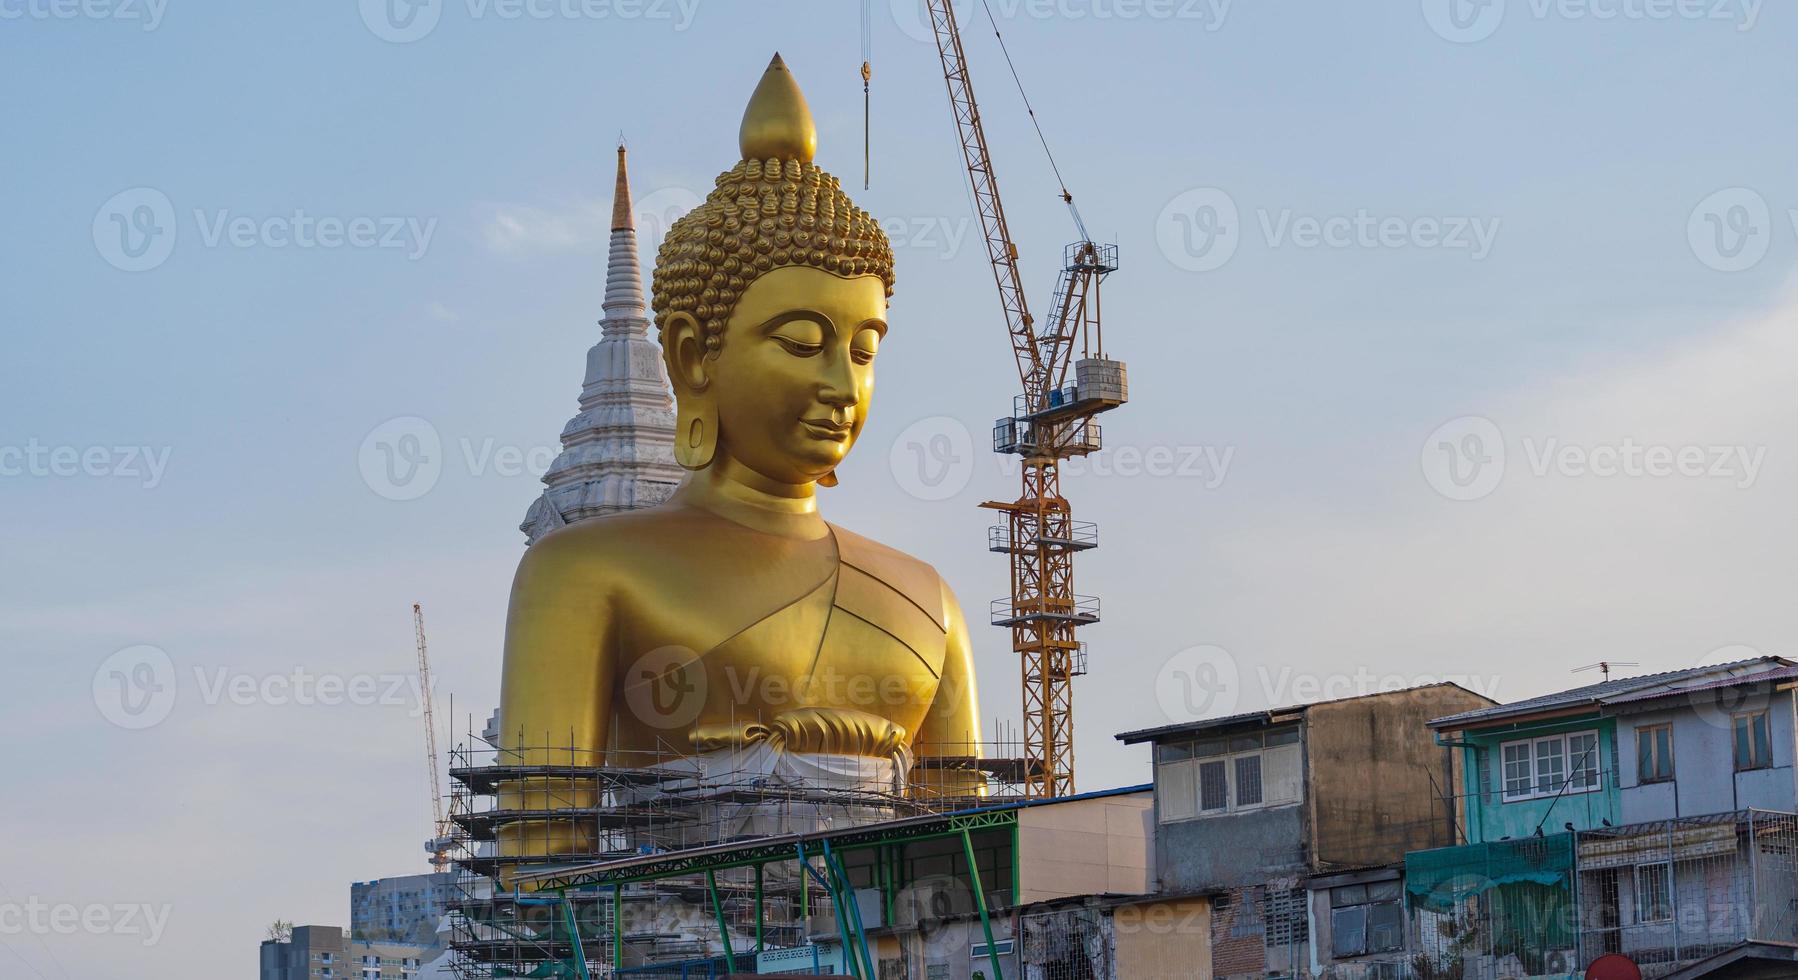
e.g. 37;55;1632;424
664;310;718;471
675;400;718;470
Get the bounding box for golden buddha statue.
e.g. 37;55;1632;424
495;55;982;860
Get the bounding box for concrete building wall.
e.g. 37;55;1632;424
900;914;1016;980
1208;887;1273;980
1111;899;1212;980
1155;799;1306;893
1306;685;1492;870
1614;690;1798;823
1016;791;1152;903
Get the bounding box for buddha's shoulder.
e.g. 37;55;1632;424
828;522;955;616
826;522;940;576
516;506;718;577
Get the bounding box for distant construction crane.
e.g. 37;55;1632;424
923;0;1128;798
413;603;453;871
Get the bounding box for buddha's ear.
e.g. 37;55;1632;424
665;311;711;394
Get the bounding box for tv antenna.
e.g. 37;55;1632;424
1573;661;1640;682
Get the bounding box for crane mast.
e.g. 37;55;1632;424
925;0;1127;799
414;603;453;870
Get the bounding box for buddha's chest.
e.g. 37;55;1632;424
609;532;947;752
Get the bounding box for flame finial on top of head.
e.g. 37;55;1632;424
739;53;817;163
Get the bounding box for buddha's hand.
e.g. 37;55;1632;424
769;706;908;759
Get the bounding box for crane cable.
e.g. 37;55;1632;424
861;0;873;188
977;0;1089;242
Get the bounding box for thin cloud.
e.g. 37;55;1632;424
479;198;609;254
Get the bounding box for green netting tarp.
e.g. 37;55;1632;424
1406;834;1575;910
1406;834;1577;956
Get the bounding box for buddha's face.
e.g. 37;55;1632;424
686;265;887;485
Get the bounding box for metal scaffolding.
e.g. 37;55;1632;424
445;731;1033;979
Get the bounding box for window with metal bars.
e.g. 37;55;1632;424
1264;887;1309;949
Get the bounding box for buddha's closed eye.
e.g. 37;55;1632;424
851;328;879;365
770;320;825;357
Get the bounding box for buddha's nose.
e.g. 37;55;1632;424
817;361;858;408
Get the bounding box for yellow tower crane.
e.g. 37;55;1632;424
413;603;454;871
920;0;1129;798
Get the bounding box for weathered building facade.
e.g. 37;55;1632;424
1118;684;1493;895
1116;684;1494;979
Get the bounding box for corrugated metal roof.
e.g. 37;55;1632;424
1428;657;1790;729
1603;663;1798;706
1117;681;1485;745
1116;709;1277;745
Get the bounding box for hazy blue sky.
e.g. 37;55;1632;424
5;1;1798;977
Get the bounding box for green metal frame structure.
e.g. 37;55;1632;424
520;807;1022;980
504;784;1150;979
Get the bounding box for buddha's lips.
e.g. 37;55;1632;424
801;418;852;440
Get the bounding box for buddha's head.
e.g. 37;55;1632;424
651;54;895;489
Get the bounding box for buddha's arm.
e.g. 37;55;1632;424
913;582;985;794
495;529;616;870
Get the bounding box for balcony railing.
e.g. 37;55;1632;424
1574;809;1796;977
1409;809;1798;980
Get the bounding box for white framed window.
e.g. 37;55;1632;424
1502;741;1533;798
1566;731;1601;790
1499;730;1602;802
1156;728;1301;821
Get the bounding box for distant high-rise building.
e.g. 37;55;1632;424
351;872;456;945
260;924;440;980
519;143;683;544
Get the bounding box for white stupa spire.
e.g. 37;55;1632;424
521;143;683;544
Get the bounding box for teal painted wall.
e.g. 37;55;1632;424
1457;716;1620;843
